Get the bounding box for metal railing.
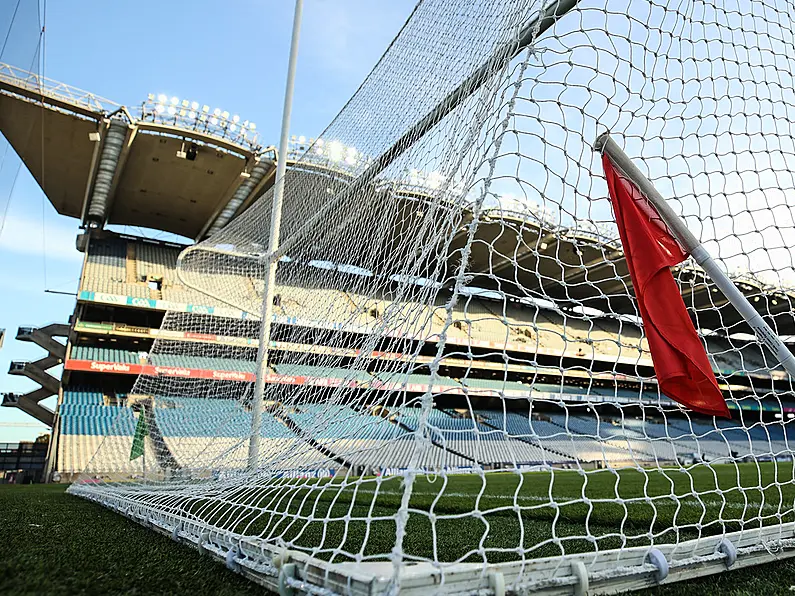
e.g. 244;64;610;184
134;96;261;151
0;62;260;152
0;62;120;113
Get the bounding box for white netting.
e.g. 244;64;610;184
70;0;795;592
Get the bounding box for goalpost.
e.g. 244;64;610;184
71;0;795;593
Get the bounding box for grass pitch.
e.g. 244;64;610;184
178;461;795;565
0;484;261;595
4;463;795;594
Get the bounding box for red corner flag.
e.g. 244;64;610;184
602;154;729;418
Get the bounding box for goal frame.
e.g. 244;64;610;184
72;484;795;595
67;0;795;592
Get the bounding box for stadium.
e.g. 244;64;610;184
4;0;795;594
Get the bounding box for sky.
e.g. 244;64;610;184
0;0;417;442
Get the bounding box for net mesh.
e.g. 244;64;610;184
71;0;795;590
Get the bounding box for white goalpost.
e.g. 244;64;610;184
70;0;795;593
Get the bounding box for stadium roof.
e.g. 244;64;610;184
459;211;795;336
260;174;795;337
0;63;277;240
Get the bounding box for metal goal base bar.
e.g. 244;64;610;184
71;485;795;595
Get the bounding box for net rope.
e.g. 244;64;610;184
70;0;795;591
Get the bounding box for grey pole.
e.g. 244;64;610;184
595;132;795;378
248;0;304;469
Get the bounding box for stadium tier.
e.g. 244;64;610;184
55;387;795;478
39;230;790;483
73;234;780;371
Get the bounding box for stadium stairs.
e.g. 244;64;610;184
2;324;69;426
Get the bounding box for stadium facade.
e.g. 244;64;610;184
2;60;795;483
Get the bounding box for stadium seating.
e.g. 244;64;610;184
460;377;531;394
79;236;786;389
273;363;372;382
83;238;126;280
136;241;174;280
68;345;256;372
57;381;795;476
67;234;795;480
70;346;141;363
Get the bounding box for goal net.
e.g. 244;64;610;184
71;0;795;593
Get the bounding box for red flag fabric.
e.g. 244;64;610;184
602;153;730;418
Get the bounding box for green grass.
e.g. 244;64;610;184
5;464;795;594
0;484;261;595
165;461;795;564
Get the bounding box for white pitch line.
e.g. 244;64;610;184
340;489;793;513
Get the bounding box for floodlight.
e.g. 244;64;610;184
221;111;229;119
181;99;189;107
147;93;155;101
426;171;445;189
157;94;167;103
155;104;166;114
233;115;240;123
170;96;179;105
202;105;210;113
213;108;221;116
210;117;218;125
188;111;196;119
328;140;344;162
249;123;256;130
229;125;237;133
191;101;199;110
168;106;177;116
299;135;306;143
316;138;324;147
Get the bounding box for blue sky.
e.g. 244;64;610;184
0;0;417;442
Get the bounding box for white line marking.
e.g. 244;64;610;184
343;489;794;513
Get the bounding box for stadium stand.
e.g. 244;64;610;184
69;232;778;375
50;224;795;481
1;65;791;483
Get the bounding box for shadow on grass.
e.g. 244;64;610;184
0;484;263;595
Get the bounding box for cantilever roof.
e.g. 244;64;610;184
0;63;275;240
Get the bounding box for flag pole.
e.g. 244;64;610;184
594;132;795;378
